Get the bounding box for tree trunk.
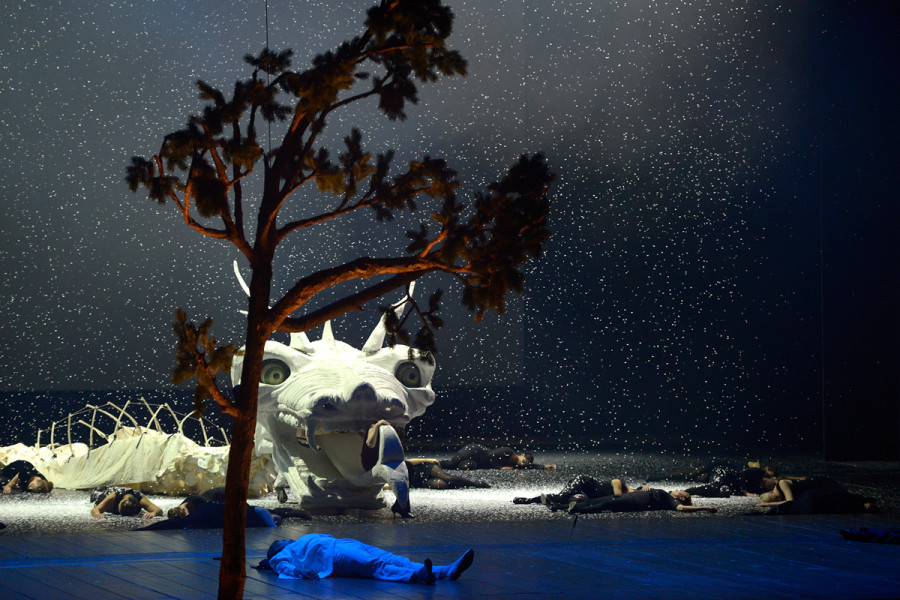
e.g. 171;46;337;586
217;411;256;600
218;257;269;600
218;232;274;600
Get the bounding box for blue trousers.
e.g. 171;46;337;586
331;539;427;582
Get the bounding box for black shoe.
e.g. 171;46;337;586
540;494;567;512
416;558;435;585
448;549;474;580
541;493;567;504
513;496;538;505
276;488;288;503
391;499;414;519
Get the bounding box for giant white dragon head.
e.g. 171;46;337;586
230;273;435;510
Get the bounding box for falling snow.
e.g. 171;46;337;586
0;1;896;453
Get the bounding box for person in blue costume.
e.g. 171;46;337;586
256;534;474;585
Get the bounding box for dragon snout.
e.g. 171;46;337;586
348;383;406;417
319;382;406;420
280;380;408;452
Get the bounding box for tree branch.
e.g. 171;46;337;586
153;156;232;241
277;271;428;333
419;229;447;256
198;369;241;418
276;182;439;242
265;255;459;332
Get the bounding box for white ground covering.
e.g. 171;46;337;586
0;452;776;536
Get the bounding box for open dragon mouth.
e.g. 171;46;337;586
276;396;406;453
294;424;386;450
295;426;389;473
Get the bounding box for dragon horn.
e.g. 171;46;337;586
361;282;416;354
233;261;250;297
322;321;335;344
290;332;313;352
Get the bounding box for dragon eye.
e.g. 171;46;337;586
394;361;421;388
260;359;290;385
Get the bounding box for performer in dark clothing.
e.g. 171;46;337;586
440;444;556;470
406;459;490;490
684;463;775;497
757;477;876;515
513;475;636;508
1;460;53;494
568;488;717;514
165;486;309;523
167;487;227;519
651;461;776;497
142;501;282;530
90;485;162;519
256;534;474;584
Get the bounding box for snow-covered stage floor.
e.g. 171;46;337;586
1;452;900;600
2;451;898;535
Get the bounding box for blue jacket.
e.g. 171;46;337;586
269;533;337;580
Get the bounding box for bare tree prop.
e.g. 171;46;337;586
127;2;553;598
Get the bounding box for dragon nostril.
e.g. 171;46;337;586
313;396;339;411
383;398;404;415
350;384;377;404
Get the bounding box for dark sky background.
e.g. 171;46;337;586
1;1;897;457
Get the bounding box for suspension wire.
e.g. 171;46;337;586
568;514;579;544
816;26;827;459
265;0;272;151
818;128;826;458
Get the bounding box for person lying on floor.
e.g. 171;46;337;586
756;477;877;515
1;460;54;494
166;487;226;519
567;488;717;514
90;486;162;519
440;443;556;471
513;475;636;508
255;534;474;585
648;460;779;497
139;501;280;530
407;458;491;490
